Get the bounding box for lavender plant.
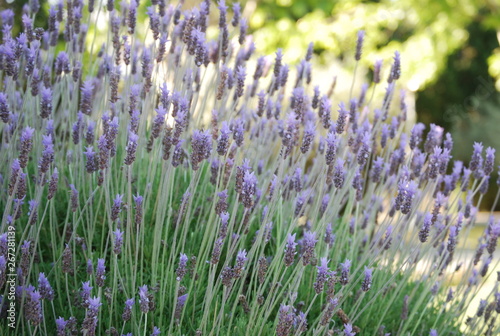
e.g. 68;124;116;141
0;1;499;335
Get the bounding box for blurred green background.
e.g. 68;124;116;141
3;0;500;209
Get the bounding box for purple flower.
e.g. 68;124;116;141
383;226;394;250
325;132;338;166
172;140;185;168
314;257;331;294
233;249;248;278
371;156;385;183
239;17;248;45
232;119;245;147
357;132;372;167
276;305;295;336
82;296;101;336
174;293;188;320
47;168;58;199
240;171;257;208
128;0;138;34
424;124;444;153
362;266;373;291
122;298;135;321
151;326;161;336
320;95;332;129
25;289;43;326
191;129;212;170
355;30;365;61
429;330;438;336
320;298;339;326
95;258;106;287
470;142;483;172
301;122;315;154
419;213;432;243
294;193;306;217
80;78;94;115
133;194;144;226
487;224;500;255
176;253;189;281
152;106;167;139
81;281;93;307
284;233;297;267
0;92;10;123
395;180;418;215
401;295;409;320
70;184;79;212
72;113;83;145
139;285;150;313
216;121;231;156
38;272;54;300
56;317;67;336
331;158;345;189
409;123;425;150
19;126;35;168
111;194;124;221
373;59;383;84
40;87;53;119
235;65;246;98
87;259;93;275
344;323;357;336
336;102;348;134
211;238;224;265
0;256;6;288
124;132;139;165
324;223;336;248
484;147;495;175
113;229;124;255
339;259;351;285
477;299;487;317
388;51;401;83
84;147;97;174
302;231;318;266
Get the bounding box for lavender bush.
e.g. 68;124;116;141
0;1;499;335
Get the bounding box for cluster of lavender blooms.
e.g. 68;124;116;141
0;0;499;335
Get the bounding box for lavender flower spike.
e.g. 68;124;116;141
388;51;401;83
191;129;212;170
56;317;67;336
355;30;365;61
314;257;330;294
38;272;54;300
0;92;10;123
284;233;297;267
302;231;318;266
40;87;52;118
344;323;357;336
139;285;150;313
82;296;102;336
124;132;139;165
241;171;257;209
19;126;35;168
122;298;135;321
339;259;351;285
111;194;124;221
174;293;188;320
176;253;189;281
113;229;124;255
362;266;373;291
276;305;295;336
95;258;106;287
